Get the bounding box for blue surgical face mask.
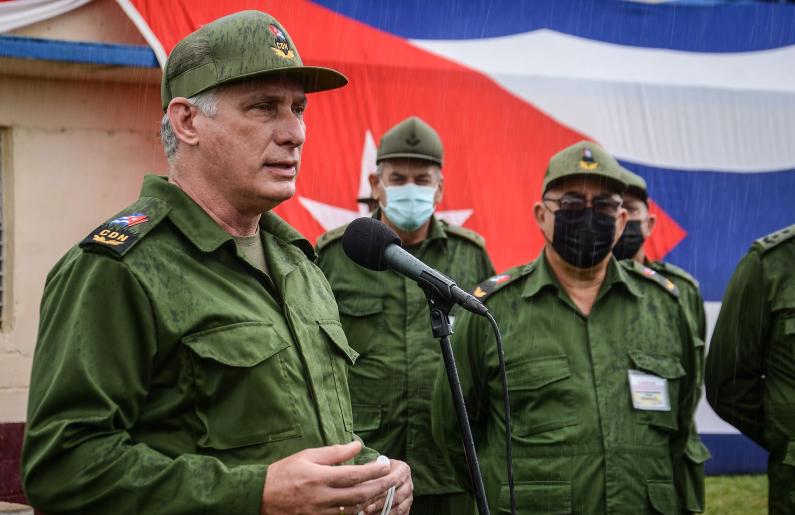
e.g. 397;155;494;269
383;184;437;231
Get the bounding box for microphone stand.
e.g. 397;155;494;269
418;272;491;515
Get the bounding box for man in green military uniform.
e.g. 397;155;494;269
705;224;795;515
613;168;711;512
432;141;699;514
317;116;494;514
21;11;412;515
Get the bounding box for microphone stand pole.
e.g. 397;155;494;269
420;276;491;515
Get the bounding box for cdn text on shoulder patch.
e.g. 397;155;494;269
80;225;137;254
79;213;149;255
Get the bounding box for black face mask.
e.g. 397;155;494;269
552;208;617;268
612;220;645;260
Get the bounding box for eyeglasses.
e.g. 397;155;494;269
543;193;623;217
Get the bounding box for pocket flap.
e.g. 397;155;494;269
352;403;382;432
506;355;571;391
500;481;571;514
319;320;359;364
337;295;384;317
684;436;712;464
784;438;795;466
629;351;686;379
183;322;289;367
647;480;677;515
785;316;795;336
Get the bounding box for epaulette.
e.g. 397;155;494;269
79;197;170;259
623;260;679;299
472;263;533;302
649;261;700;289
754;224;795;253
316;224;347;252
440;220;486;248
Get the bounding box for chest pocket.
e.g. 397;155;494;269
336;295;384;317
505;355;577;437
183;322;301;450
779;310;795;354
334;294;385;360
629;350;686;432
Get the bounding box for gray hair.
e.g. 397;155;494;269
160;89;220;161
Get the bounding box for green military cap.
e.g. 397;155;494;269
161;10;348;111
542;141;627;194
376;116;443;167
621;167;649;203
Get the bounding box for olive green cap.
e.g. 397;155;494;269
542;141;627;194
161;10;348;111
376;116;443;167
621;166;649;202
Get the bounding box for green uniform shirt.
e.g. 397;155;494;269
316;212;495;496
647;260;711;512
22;175;370;515
648;261;706;342
432;253;698;514
705;225;795;515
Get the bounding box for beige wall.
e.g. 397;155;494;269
10;0;148;45
0;1;166;422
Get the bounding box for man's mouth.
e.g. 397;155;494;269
263;160;298;177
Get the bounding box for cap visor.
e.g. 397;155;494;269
213;66;348;93
376;152;442;165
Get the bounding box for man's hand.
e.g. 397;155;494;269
360;459;413;515
261;441;411;515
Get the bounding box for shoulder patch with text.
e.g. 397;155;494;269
81;225;139;255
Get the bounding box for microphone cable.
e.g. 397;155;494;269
485;311;516;515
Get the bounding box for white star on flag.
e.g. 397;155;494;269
299;131;474;231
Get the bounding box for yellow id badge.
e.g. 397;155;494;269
628;369;670;411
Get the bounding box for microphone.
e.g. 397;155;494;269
342;217;489;316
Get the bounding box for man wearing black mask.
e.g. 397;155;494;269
613;169;707;341
432;141;700;514
613;168;711;513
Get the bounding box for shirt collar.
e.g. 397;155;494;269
603;255;643;299
140;175;314;259
520;252;557;300
520;250;642;300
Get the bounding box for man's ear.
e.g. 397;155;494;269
434;175;444;204
534;201;554;242
647;211;657;233
167;98;200;147
369;173;384;204
613;207;629;244
533;201;546;225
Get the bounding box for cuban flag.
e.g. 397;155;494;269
118;0;795;474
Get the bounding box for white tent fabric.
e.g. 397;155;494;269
0;0;91;33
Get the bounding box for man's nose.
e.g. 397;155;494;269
274;111;306;147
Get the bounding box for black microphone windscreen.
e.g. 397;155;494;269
342;217;402;271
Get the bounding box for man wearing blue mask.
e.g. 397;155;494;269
317;116;495;514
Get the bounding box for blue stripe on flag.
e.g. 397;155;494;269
619;162;795;302
701;433;768;475
312;0;795;52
